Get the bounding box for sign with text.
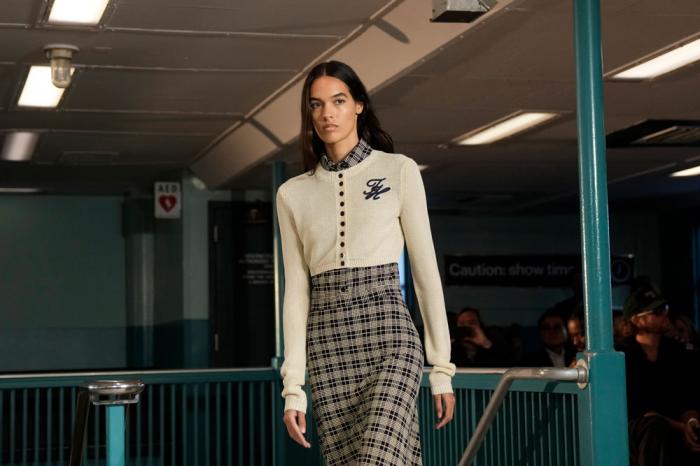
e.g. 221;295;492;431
154;182;181;219
444;254;634;287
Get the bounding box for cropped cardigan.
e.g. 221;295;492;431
275;148;457;413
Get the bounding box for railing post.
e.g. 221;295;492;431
572;0;630;465
106;405;126;466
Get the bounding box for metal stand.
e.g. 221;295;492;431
69;380;145;466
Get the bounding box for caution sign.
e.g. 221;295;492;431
154;182;181;219
444;254;634;287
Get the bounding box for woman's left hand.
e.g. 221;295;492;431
434;392;455;429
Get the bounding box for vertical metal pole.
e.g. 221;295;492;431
573;1;630;465
106;405;126;466
271;160;287;466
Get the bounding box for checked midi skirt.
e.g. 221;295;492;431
306;262;424;466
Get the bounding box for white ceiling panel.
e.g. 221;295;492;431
0;0;40;25
62;68;294;113
32;131;211;164
107;0;389;36
0;110;235;134
0;29;335;70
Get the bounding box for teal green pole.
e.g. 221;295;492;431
106;405;126;466
573;1;629;465
271;160;287;466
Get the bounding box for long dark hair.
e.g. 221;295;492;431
300;61;393;173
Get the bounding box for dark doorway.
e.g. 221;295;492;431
209;200;275;367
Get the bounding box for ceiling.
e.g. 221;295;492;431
1;0;700;213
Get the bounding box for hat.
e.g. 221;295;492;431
623;286;667;319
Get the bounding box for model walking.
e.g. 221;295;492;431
276;60;456;465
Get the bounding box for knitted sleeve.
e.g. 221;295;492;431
399;158;456;394
275;187;311;413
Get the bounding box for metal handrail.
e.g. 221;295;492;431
458;363;589;466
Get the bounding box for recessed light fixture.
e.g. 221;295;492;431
610;36;700;81
670;165;700;177
1;131;39;161
454;111;559;145
48;0;110;26
18;66;73;108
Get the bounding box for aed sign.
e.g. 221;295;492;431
154;182;181;219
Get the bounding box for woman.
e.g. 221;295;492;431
276;60;456;465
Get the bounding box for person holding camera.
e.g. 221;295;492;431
451;308;513;367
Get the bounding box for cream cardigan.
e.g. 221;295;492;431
276;149;456;414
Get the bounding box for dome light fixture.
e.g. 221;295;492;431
43;44;79;88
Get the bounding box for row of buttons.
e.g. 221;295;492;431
338;172;345;266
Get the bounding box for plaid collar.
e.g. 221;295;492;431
319;138;372;171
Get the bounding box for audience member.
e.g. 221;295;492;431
567;310;586;353
621;286;700;465
451;307;513;367
522;309;576;367
613;310;632;348
666;313;700;352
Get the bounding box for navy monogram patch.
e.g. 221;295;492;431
363;178;391;200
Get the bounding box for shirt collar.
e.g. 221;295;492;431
319;138;372;172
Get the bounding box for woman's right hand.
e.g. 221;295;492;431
283;409;311;448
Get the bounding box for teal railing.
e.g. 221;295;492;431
0;366;582;466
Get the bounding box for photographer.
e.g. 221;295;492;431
451;308;513;367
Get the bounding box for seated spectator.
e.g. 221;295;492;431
613;309;632;348
666;313;700;352
620;286;700;465
451;307;513;367
522;309;576;367
567;310;586;353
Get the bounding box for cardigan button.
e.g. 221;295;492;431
340;221;345;226
339;191;344;196
340;252;344;258
340;201;345;207
339;181;344;187
340;261;345;266
340;242;345;247
340;211;345;216
338;173;343;178
340;231;345;236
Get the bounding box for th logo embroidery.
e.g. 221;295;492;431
363;178;391;200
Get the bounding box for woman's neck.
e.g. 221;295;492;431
325;135;359;163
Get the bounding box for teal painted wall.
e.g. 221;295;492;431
0;194;127;371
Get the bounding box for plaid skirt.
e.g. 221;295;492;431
307;262;424;466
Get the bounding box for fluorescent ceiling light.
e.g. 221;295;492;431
18;66;73;108
455;112;559;145
48;0;110;25
0;188;41;194
611;37;700;80
1;132;39;161
670;165;700;177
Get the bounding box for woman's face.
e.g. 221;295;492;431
308;76;363;150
